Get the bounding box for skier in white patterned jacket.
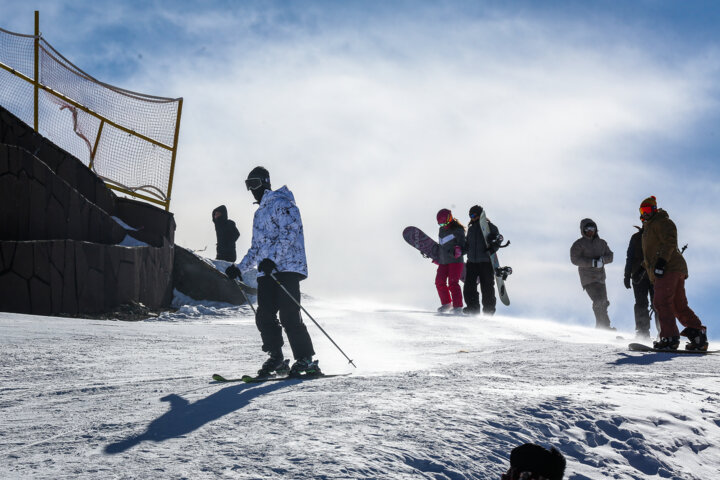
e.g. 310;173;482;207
225;166;317;377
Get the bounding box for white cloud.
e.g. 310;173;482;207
6;3;720;331
156;13;717;328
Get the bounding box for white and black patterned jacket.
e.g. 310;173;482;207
238;186;308;278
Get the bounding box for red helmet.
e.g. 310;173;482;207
437;208;452;225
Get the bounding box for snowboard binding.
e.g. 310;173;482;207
495;266;513;281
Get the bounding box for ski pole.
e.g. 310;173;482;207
236;281;257;315
269;271;357;368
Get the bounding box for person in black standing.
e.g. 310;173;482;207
212;205;240;262
463;205;502;316
623;226;654;340
225;166;317;377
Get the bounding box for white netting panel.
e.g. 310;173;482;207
0;27;181;204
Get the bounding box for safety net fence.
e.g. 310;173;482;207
0;26;182;209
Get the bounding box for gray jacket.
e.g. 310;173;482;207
570;218;613;287
437;224;465;265
465;219;499;263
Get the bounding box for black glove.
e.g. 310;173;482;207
654;258;667;278
258;258;277;276
225;264;241;280
623;275;631;289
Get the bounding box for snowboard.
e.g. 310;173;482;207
402;226;468;284
402;226;440;261
476;210;512;306
628;343;716;354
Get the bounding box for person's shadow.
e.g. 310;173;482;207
610;352;676;366
105;381;293;454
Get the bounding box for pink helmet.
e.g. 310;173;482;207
437;208;452;225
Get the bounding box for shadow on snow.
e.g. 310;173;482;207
610;352;692;366
104;381;293;454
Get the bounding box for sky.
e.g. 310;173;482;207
3;1;720;335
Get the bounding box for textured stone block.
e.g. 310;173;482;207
62;241;78;315
1;106;175;316
50;242;65;313
13;242;33;280
0;270;30;314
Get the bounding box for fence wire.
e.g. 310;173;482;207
0;27;182;208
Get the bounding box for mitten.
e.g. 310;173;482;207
258;258;277;275
225;264;241;280
654;258;667;278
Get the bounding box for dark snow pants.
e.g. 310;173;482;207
256;272;315;360
653;271;702;338
463;261;496;314
632;275;654;335
584;282;611;329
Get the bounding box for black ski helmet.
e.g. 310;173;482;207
245;166;271;191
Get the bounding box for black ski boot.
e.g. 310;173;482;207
289;357;321;377
681;327;708;351
463;306;480;315
257;351;289;377
653;336;680;350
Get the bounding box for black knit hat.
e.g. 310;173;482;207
469;205;483;218
245;166;271;191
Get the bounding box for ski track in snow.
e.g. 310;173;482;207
1;305;718;479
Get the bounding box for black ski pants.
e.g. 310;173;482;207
463;261;496;314
584;281;611;329
256;272;315;360
632;275;654;335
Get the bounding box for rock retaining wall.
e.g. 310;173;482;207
0;105;175;316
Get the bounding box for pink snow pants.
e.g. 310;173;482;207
435;263;464;308
653;271;702;337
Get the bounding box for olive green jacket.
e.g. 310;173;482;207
641;209;687;283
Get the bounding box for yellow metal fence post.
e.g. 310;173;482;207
164;97;183;211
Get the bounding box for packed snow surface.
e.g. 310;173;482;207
1;302;718;479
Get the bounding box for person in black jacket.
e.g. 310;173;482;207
212;205;240;262
624;226;654;339
463;205;501;315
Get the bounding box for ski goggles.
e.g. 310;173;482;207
439;215;453;226
583;225;597;232
245;177;265;190
639;205;655;216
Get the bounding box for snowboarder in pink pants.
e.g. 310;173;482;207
435;209;465;314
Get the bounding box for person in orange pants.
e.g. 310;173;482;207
639;196;708;351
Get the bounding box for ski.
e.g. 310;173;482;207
211;372;350;383
628;343;716;354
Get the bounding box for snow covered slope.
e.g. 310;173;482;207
1;304;718;479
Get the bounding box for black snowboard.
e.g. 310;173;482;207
628;343;716;354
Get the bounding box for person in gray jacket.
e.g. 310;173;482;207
435;208;465;313
570;218;615;329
